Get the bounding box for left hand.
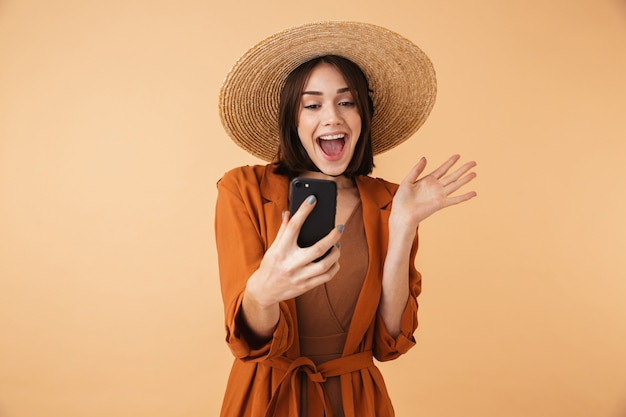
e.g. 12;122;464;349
391;154;477;229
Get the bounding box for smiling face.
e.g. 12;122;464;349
296;62;362;178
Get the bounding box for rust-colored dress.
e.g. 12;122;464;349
296;202;367;417
215;164;422;417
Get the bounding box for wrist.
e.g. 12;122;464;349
244;272;273;310
389;213;419;241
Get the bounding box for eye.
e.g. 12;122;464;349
303;104;320;110
339;101;355;107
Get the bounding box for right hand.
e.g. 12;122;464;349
245;195;343;308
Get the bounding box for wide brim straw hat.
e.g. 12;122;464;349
219;21;437;162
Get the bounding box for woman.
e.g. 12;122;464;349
215;21;477;417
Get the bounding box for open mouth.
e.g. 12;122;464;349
317;134;346;157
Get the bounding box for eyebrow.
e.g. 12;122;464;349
302;87;351;96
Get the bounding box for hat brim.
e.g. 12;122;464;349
219;21;437;162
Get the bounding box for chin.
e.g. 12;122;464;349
319;164;349;177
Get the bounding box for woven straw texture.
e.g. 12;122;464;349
219;21;437;162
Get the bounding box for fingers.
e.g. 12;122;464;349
281;195;317;243
425;155;477;195
277;195;343;265
258;197;344;303
443;190;478;208
439;157;477;206
288;259;341;298
298;239;342;287
306;224;343;262
444;169;477;196
278;228;343;298
404;157;427;183
440;160;477;188
409;154;477;213
273;209;291;243
410;154;474;184
428;154;461;179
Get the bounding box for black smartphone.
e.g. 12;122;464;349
289;177;337;260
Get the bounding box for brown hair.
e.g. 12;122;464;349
274;55;374;178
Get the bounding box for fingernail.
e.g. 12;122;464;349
337;224;344;233
281;210;286;220
307;195;316;204
335;242;341;249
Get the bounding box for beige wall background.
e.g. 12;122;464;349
1;0;625;416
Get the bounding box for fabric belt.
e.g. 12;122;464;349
263;351;374;417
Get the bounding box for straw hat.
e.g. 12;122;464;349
219;21;437;162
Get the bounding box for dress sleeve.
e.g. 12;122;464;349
215;170;295;361
373;230;422;362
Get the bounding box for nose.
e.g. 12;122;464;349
322;105;343;126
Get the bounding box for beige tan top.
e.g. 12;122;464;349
296;202;368;417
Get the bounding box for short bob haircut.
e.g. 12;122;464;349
274;55;374;178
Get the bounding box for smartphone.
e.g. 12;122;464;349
289;177;337;260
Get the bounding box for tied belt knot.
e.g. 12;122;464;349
263;351;374;417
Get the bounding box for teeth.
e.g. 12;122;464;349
319;134;345;140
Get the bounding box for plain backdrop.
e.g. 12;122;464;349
1;0;625;416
